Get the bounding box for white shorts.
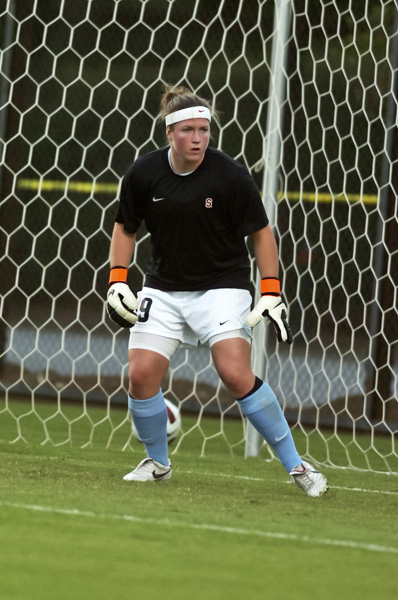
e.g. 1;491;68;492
128;287;252;359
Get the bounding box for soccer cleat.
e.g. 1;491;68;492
289;461;329;497
123;458;172;482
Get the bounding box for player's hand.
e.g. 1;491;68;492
245;277;292;344
107;282;138;328
246;295;292;343
106;267;138;328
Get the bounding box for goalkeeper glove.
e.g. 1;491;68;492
107;267;138;328
245;277;292;344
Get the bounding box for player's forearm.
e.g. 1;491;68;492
109;222;136;268
251;225;280;278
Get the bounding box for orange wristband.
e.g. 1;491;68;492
260;277;280;296
109;266;128;285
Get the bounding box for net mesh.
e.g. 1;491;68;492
0;0;397;472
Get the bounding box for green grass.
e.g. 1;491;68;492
1;403;398;600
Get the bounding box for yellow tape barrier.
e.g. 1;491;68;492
17;178;378;204
17;178;119;194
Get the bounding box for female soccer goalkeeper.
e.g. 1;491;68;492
106;84;328;497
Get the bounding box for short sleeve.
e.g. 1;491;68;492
115;160;149;233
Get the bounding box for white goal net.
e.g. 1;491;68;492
0;0;397;473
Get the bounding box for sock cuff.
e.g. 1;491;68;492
128;389;166;418
237;382;277;415
237;376;263;401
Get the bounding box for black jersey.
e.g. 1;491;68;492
115;146;269;292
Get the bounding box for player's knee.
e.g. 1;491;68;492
211;337;253;397
129;364;154;396
128;351;168;399
219;368;255;399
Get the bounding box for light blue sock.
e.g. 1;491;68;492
238;382;301;472
128;389;169;466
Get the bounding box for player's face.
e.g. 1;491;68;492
167;118;210;173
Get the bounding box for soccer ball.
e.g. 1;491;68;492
131;398;181;443
164;399;181;442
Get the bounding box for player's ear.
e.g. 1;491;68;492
165;125;173;141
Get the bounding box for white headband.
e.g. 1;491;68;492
165;106;211;126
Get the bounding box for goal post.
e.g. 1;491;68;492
245;0;292;458
0;0;397;474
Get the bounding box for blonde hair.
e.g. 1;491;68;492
159;84;215;126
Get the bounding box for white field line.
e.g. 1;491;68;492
1;500;397;556
177;470;398;496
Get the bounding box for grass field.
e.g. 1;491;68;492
1;406;398;600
